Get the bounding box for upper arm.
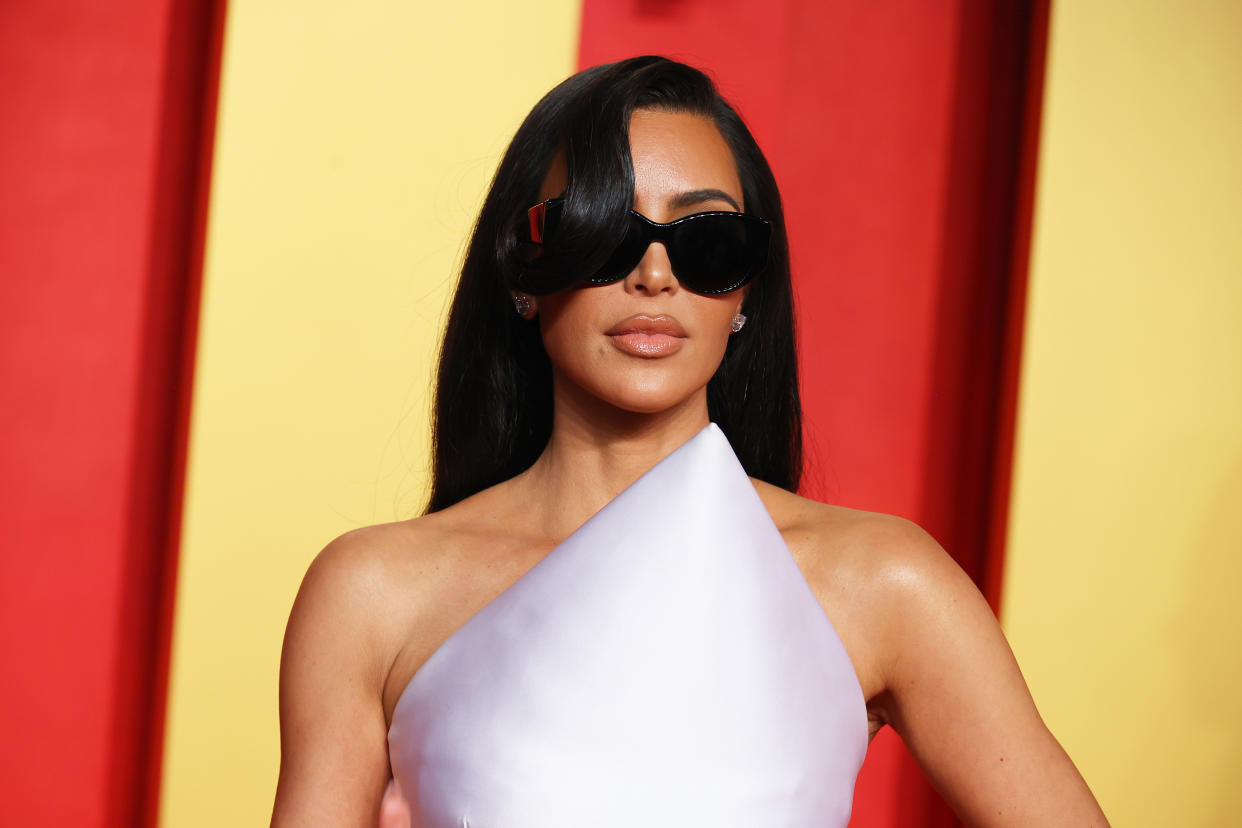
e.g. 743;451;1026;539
271;531;400;827
862;518;1108;827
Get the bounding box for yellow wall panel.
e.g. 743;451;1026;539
1002;1;1242;825
161;2;581;824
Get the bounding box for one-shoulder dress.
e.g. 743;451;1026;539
387;423;868;827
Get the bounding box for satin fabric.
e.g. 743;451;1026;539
387;424;868;827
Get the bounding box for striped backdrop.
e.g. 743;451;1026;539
2;2;1239;826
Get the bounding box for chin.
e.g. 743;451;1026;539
592;377;707;416
609;396;689;416
554;356;718;418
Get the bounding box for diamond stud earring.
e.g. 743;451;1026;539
513;293;533;317
730;312;748;333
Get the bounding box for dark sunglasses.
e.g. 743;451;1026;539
521;198;771;295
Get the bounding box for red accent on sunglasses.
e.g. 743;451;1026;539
528;202;547;244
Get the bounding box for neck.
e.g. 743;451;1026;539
515;373;711;543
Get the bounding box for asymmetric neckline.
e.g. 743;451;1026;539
387;423;868;827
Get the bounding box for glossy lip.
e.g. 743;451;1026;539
605;314;687;358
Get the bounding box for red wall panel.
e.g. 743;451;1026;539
0;2;220;825
578;2;1042;824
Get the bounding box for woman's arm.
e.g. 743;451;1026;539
860;517;1108;826
271;533;400;826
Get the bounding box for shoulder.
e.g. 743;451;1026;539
285;485;528;673
753;484;1004;689
297;520;430;615
751;478;961;597
750;480;989;684
751;484;1109;823
275;519;451;823
284;516;457;677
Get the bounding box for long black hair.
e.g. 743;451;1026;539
426;56;801;512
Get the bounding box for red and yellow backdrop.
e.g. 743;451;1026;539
2;1;1239;826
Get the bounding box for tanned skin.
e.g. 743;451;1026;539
272;110;1109;827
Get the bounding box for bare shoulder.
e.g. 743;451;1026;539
299;485;550;726
754;479;990;654
274;517;456;824
296;518;449;617
749;478;962;597
284;517;453;687
301;520;422;601
746;485;1108;825
749;479;987;702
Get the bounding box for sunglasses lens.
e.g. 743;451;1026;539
669;215;755;293
588;219;650;285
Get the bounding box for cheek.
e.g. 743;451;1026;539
696;316;734;377
541;325;599;377
697;299;742;354
537;296;602;370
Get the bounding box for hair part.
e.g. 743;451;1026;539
426;56;802;513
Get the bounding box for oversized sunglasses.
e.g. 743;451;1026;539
522;198;771;295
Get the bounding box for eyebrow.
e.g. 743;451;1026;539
668;188;741;212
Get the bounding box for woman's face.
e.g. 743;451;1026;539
532;108;748;416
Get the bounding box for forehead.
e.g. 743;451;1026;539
628;109;743;210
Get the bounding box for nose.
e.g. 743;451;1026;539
623;240;679;295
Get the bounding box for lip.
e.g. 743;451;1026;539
605;314;687;358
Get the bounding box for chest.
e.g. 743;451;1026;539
387;491;869;827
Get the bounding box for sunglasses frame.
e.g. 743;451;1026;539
524;198;771;296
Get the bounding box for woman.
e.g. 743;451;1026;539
272;56;1108;826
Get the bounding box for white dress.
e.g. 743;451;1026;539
387;424;867;827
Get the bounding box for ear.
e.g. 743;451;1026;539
733;285;749;316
